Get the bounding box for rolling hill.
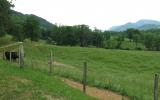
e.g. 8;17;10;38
22;42;160;100
109;19;160;31
0;52;96;100
11;10;54;30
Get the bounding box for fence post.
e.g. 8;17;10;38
19;45;24;69
9;51;12;62
3;52;5;60
154;74;159;100
49;50;53;74
83;61;87;93
30;56;34;69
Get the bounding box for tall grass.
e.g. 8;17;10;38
24;42;160;100
0;59;97;100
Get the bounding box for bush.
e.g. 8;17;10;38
0;34;13;46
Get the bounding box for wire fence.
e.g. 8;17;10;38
0;43;159;100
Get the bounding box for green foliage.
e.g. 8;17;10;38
51;25;78;46
49;25;104;47
0;0;13;36
23;15;41;42
92;29;105;47
71;25;92;47
126;28;141;43
1;3;159;51
11;24;25;41
11;11;54;31
0;34;13;46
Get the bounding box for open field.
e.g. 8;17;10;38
23;42;160;100
0;59;97;100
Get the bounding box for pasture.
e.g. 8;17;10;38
24;42;160;100
0;59;97;100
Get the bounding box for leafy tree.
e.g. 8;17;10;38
74;25;91;47
143;33;155;50
103;31;111;41
154;36;160;51
126;28;135;42
51;25;78;46
23;15;41;41
92;28;104;47
126;28;141;48
132;30;141;47
116;35;124;49
0;0;13;36
11;24;24;41
59;26;78;46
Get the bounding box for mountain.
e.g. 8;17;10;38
11;10;54;30
109;19;160;31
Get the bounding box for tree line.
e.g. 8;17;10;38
1;0;160;51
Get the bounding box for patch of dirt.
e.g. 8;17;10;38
11;76;32;85
53;61;78;71
61;78;129;100
54;61;72;68
44;94;62;100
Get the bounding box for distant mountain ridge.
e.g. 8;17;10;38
109;19;160;31
11;10;54;30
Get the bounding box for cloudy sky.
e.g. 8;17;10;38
12;0;160;30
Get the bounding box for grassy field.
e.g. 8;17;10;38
0;59;97;100
23;42;160;100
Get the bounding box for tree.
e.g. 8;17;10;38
126;28;141;48
0;0;13;36
12;24;24;41
132;30;141;48
126;28;135;42
92;28;104;47
23;15;41;41
143;33;155;50
116;35;124;49
154;36;160;51
103;31;111;41
73;25;91;47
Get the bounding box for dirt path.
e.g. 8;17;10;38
54;61;77;68
54;61;129;100
61;78;129;100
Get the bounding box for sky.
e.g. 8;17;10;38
12;0;160;30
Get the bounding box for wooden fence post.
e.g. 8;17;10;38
19;45;24;69
83;61;87;93
49;50;53;74
154;74;159;100
9;51;12;62
19;47;20;66
3;52;5;60
30;56;34;69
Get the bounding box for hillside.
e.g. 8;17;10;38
11;10;54;30
109;19;160;31
1;41;160;100
21;42;160;100
0;59;97;100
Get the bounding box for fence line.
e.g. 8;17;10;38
83;61;87;93
154;74;159;100
49;50;53;74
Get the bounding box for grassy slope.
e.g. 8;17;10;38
24;42;160;100
0;34;14;46
0;59;96;100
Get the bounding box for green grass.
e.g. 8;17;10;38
23;42;160;100
121;40;146;50
0;59;97;100
0;34;14;46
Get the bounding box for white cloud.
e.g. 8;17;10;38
12;0;160;30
